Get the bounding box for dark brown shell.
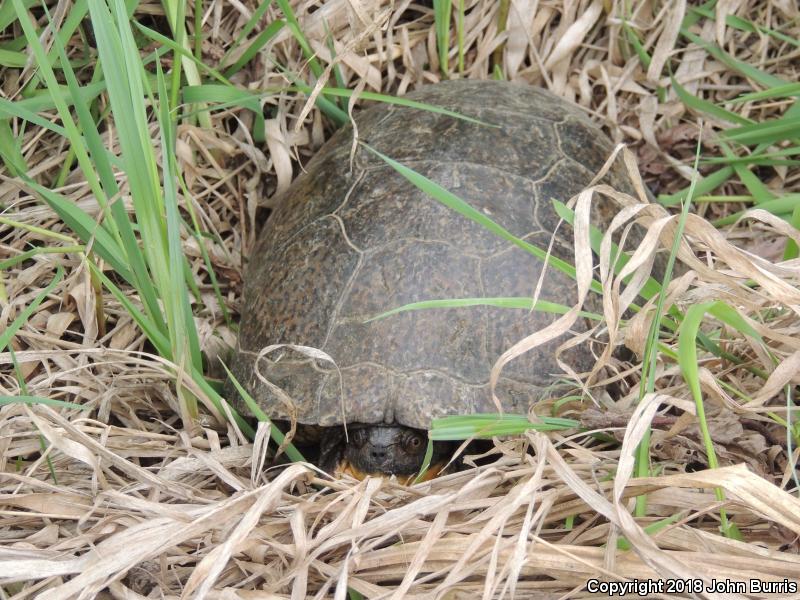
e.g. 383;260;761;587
230;80;632;429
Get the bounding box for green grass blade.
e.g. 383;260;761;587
723;117;800;146
0;48;26;67
0;266;63;353
0;245;84;271
689;5;800;50
219;0;275;67
658;167;734;207
4;174;132;280
730;82;800;104
133;21;232;85
430;414;579;440
671;76;752;126
223;19;285;78
678;301;732;535
161;0;212;130
680;29;787;90
0;97;72;137
717;141;775;204
220;363;306;463
275;0;323;79
712;194;800;227
0;80;108;122
635;133;703;516
0;0;36;29
433;0;452;75
0;119;26;175
49;11;124;215
87;0;169;332
621;20;651;68
0;395;88;409
157;61;203;375
11;0;116;232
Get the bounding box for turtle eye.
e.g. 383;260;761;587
401;431;426;454
351;429;367;448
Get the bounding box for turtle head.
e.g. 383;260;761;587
342;425;433;478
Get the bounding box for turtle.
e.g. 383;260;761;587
229;79;639;480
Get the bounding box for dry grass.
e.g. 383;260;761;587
2;0;800;597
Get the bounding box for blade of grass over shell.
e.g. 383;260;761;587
221;363;306;463
430;415;579;441
367;298;602;323
314;87;495;126
361;144;605;297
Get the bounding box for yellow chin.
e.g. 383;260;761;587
337;461;444;484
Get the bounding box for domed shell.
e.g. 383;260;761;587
230;80;632;429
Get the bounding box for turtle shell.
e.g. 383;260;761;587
230;80;635;429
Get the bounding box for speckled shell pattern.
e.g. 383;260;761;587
230;80;632;429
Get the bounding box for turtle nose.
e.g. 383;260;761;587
370;448;388;461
